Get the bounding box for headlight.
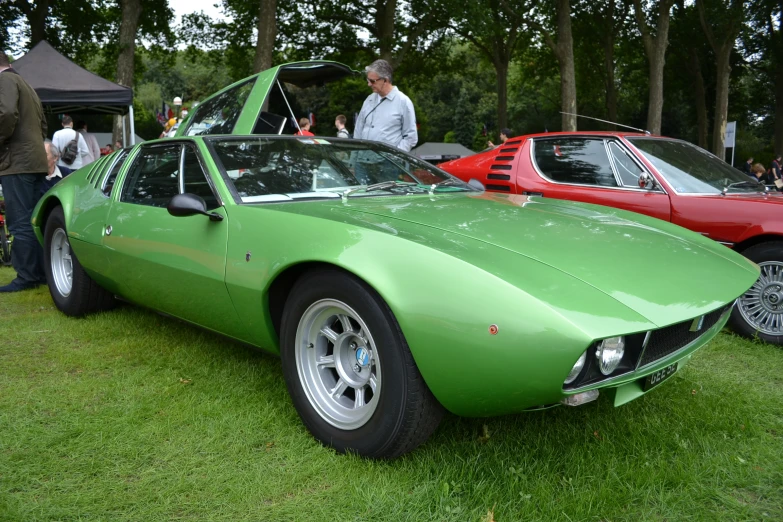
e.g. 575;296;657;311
564;351;587;384
596;336;625;375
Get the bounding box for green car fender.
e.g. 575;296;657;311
222;204;657;416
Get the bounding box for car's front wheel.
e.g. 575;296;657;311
280;269;443;458
730;241;783;345
44;206;116;316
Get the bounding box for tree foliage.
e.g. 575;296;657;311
2;0;780;162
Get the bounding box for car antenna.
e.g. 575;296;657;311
560;112;651;135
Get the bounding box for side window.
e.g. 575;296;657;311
101;150;130;196
183;146;219;209
183;78;256;136
533;139;617;187
608;142;645;187
121;145;180;207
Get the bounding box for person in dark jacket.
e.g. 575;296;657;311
772;155;782;181
0;50;48;292
742;156;754;176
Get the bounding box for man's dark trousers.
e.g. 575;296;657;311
1;173;46;286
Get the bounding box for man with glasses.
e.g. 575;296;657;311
352;59;418;183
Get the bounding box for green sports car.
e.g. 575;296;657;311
32;135;758;458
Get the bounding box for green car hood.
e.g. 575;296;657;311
272;192;757;328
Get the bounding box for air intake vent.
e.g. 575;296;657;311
490;164;512;170
486;184;511;192
487;174;511;180
638;305;730;367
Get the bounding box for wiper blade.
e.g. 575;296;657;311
722;180;764;194
428;177;468;194
341;180;418;200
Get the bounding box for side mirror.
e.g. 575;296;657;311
638;172;656;190
167;193;223;221
468;178;485;191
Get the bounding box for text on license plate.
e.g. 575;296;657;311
643;363;678;391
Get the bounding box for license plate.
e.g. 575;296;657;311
643;363;678;391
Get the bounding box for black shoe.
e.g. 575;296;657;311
0;280;42;293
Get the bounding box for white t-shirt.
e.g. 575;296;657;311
52;127;91;169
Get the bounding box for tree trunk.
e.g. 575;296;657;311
633;0;672;135
253;0;277;73
690;49;708;149
27;0;50;47
376;0;397;63
603;0;617;129
646;50;665;135
776;56;783;155
711;45;732;157
647;1;672;136
495;59;509;131
557;0;577;131
113;0;142;145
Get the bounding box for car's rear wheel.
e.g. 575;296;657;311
44;206;115;316
730;241;783;345
280;269;443;458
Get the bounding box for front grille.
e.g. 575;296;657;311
639;305;730;367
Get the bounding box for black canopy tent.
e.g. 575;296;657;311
12;41;137;145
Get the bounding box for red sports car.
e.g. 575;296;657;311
440;132;783;345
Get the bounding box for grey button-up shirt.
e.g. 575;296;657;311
354;86;418;152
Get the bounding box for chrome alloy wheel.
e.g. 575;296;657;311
738;261;783;336
50;228;73;297
295;299;381;430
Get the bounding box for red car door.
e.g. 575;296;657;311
527;136;672;222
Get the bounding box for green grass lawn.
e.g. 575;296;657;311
1;265;781;521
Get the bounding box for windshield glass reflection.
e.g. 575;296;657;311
627;138;765;194
208;137;472;203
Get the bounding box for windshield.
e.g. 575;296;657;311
208;137;473;203
627;138;765;194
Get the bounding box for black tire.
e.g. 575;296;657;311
280;269;443;458
44;206;116;316
0;227;10;266
729;241;783;345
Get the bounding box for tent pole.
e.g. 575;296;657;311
129;105;136;146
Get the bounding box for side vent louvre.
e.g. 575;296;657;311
85;161;101;184
490;164;512;170
90;155;113;186
499;147;519;153
494;156;515;161
486;184;511;192
487;174;511;180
